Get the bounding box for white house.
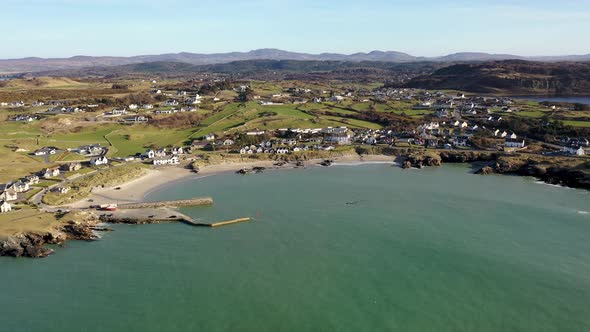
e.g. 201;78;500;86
10;181;29;193
24;175;40;185
204;133;215;141
563;146;586;156
42;167;60;178
366;137;377;145
0;201;11;213
153;156;180;166
34;147;57;156
90;156;108;166
53;187;71;194
187;95;202;105
0;190;18;202
505;138;526;149
171;147;185;155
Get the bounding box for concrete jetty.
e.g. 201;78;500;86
99;207;251;229
183;217;252;227
98;208;196;224
118;197;213;209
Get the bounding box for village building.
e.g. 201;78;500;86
53;187;71;194
34;147;57;156
23;175;40;185
0;201;11;213
563;145;586;156
153;155;180;166
9;181;30;193
42;167;60;179
0;189;18;202
123;115;148;123
505;138;526;149
10;114;37;122
75;144;104;155
90;156;108;166
145;149;167;159
171;147;185;155
61;162;82;172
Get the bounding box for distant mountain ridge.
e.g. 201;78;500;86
1;48;589;73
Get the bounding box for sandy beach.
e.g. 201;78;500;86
67;154;395;209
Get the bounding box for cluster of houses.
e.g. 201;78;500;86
45;106;82;114
0;175;39;213
238;140;331;155
0;101;25;108
70;144;106;156
10;114;39;122
144;147;184;166
410;119;525;150
0;161;89;213
561;137;589;156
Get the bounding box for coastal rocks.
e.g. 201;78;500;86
319;160;333;167
252;166;266;173
0;211;102;258
476;166;495;175
0;233;56;258
62;221;99;241
236;167;265;174
473;156;590;190
402;152;441;169
236;168;250;174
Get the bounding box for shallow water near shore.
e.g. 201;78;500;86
1;164;590;331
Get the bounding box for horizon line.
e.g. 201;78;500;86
2;48;590;61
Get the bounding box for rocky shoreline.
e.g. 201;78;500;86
0;210;175;258
400;150;590;190
0;211;104;258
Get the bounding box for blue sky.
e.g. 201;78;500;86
1;0;589;59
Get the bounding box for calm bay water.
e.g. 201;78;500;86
513;96;590;105
1;164;590;331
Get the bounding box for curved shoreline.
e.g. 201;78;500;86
67;154;396;209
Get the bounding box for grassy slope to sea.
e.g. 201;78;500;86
0;210;60;240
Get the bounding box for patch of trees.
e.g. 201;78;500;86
237;87;255;102
111;83;129;90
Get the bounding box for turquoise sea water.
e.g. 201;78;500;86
1;164;590;331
